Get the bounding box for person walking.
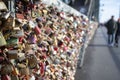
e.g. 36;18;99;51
114;18;120;47
105;15;117;46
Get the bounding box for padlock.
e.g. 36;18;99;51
63;46;68;51
1;64;14;75
12;67;20;75
0;32;7;47
67;51;72;56
0;1;8;11
28;34;37;44
53;46;58;51
24;44;31;52
2;17;15;29
22;24;30;31
2;11;11;20
19;67;29;75
27;54;37;69
54;58;60;64
17;63;27;68
16;13;24;20
34;26;41;35
29;74;35;80
17;53;26;62
11;30;24;37
6;37;19;46
2;30;11;40
39;62;45;76
42;9;48;15
1;75;11;80
28;20;36;28
7;50;19;59
64;36;70;42
10;75;19;80
37;9;42;16
58;40;63;47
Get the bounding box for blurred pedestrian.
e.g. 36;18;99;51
105;15;117;46
114;18;120;47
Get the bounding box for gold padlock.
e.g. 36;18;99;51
12;67;19;75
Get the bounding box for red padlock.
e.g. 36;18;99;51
54;46;58;51
63;46;68;51
64;36;70;42
0;56;4;62
1;75;11;80
34;26;41;35
19;37;24;44
39;62;45;77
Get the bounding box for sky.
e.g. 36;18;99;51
99;0;120;23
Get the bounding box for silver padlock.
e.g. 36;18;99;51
0;1;8;11
2;11;11;20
